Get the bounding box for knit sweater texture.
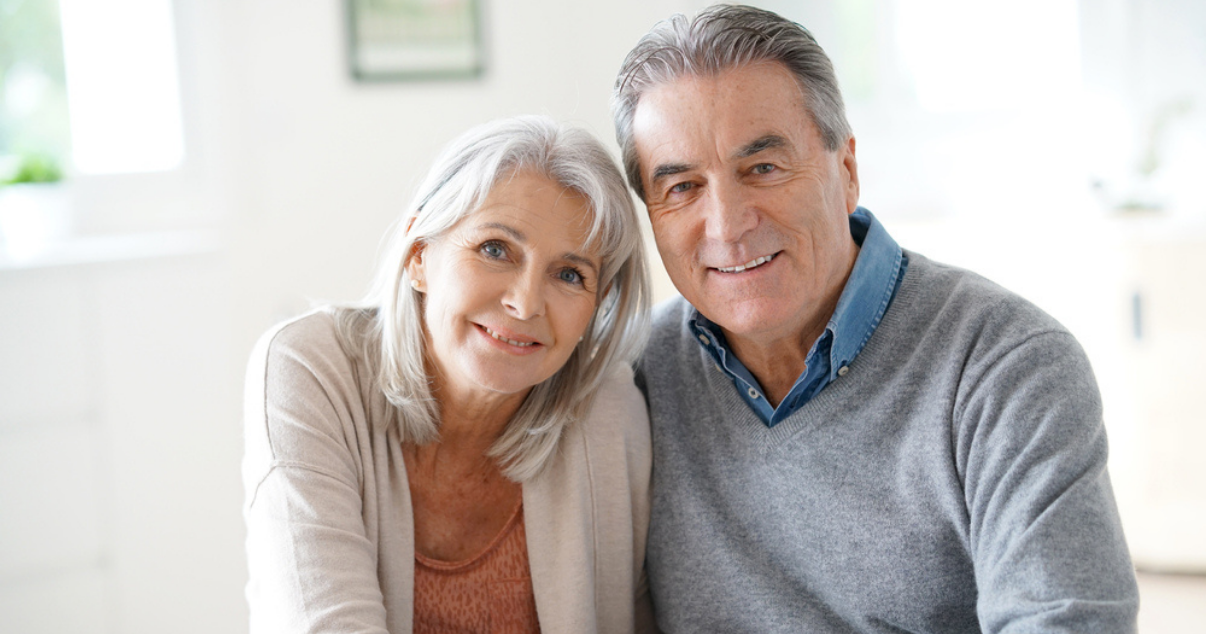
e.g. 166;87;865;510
639;251;1138;634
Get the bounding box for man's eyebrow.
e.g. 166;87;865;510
734;134;788;159
650;162;694;186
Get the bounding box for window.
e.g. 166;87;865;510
0;0;71;178
0;0;185;179
60;0;184;174
893;0;1080;113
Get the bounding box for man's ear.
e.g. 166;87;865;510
842;135;860;214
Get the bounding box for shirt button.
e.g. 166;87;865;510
747;387;759;399
698;333;711;346
838;366;849;377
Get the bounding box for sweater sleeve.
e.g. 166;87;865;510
242;317;391;634
955;330;1138;634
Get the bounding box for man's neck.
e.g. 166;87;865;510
725;312;829;408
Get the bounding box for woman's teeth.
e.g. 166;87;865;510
485;326;534;347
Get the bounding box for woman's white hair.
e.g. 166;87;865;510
334;115;650;482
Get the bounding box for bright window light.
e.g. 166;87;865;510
59;0;184;174
895;0;1081;113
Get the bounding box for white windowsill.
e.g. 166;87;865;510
0;230;221;272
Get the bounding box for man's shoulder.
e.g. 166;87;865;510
891;251;1099;399
636;296;701;385
903;251;1069;341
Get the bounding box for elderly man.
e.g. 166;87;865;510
612;5;1138;633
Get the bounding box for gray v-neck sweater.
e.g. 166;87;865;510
638;252;1137;633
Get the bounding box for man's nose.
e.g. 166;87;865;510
502;269;546;320
703;179;757;243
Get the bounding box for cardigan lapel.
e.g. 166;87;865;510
388;422;416;634
524;423;597;634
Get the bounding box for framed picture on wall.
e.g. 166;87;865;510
345;0;485;81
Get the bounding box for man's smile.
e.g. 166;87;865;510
714;252;779;274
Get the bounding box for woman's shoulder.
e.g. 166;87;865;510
248;309;373;384
245;309;371;438
244;309;389;481
253;310;343;362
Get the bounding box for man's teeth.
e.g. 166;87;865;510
717;254;775;273
485;327;534;347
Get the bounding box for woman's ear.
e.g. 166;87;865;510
405;241;427;292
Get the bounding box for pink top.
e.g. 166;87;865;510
413;499;541;634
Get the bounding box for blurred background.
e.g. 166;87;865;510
1;0;1203;631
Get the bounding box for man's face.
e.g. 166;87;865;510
632;61;860;347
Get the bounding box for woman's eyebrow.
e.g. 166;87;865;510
563;252;599;276
477;221;526;242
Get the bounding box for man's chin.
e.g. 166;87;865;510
701;305;794;343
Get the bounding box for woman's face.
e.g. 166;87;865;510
408;170;602;406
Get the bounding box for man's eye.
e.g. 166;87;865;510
481;241;506;258
668;182;694;195
558;268;584;285
752;163;775;175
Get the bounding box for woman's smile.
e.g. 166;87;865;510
478;323;542;352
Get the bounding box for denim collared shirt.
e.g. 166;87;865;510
690;207;907;427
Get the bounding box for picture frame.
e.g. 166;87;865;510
345;0;485;81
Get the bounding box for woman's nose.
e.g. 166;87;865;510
502;270;545;320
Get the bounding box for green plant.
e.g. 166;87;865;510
0;152;61;186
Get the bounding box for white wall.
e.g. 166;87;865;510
0;247;238;633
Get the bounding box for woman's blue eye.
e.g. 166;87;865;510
559;268;583;285
481;242;505;258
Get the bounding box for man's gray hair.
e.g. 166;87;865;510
334;115;650;482
612;4;852;200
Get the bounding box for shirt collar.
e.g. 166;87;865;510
825;207;903;379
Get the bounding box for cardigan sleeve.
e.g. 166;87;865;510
242;316;391;634
955;329;1138;633
605;364;658;634
618;366;656;634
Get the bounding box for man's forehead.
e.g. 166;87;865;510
633;104;811;176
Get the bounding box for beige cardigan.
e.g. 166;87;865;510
243;312;654;634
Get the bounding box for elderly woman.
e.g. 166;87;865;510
243;116;653;633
